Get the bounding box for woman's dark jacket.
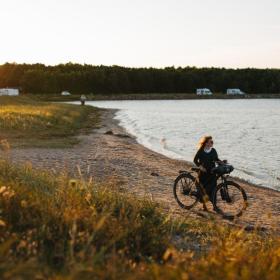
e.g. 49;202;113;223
193;148;220;198
194;148;220;172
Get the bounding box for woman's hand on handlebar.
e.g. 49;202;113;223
216;159;228;165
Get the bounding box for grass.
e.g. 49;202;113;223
0;160;279;279
0;96;100;148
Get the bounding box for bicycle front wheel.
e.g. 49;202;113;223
213;181;248;218
173;173;199;210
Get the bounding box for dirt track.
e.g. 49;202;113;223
2;108;280;232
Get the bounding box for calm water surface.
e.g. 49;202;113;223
82;99;280;190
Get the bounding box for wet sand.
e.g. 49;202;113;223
2;108;280;232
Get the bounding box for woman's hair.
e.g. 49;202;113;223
197;135;212;150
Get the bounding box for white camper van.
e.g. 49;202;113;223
0;88;19;96
61;91;71;96
226;89;244;95
196;88;212;95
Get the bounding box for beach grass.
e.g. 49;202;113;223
0;96;100;148
0;160;279;279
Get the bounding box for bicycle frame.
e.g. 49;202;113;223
189;170;230;203
218;174;229;184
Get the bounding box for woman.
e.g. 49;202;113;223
193;136;222;202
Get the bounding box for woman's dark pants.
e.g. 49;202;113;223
198;171;217;202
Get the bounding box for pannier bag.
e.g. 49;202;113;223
212;164;234;175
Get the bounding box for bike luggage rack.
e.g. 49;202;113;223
179;167;200;174
191;167;200;172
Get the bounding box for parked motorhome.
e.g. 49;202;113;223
0;88;19;96
61;91;71;96
226;88;244;95
196;88;212;95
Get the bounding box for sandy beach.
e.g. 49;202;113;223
2;108;280;232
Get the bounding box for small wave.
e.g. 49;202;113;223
235;168;256;177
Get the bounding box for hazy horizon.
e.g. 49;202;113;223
1;0;280;68
1;62;280;71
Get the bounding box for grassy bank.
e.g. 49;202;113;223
0;160;279;279
0;96;100;148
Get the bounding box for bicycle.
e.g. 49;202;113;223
173;162;248;219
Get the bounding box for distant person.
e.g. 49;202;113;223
80;94;87;105
160;137;167;149
193;136;225;202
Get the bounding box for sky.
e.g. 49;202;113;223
0;0;280;68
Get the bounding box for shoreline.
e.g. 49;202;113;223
34;93;280;102
103;105;280;193
112;108;280;194
2;107;280;231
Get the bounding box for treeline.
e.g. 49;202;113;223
0;62;280;94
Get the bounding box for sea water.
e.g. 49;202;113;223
82;99;280;190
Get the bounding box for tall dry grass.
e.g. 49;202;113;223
0;160;279;279
0;96;100;147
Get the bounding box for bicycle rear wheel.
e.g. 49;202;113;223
213;181;248;218
173;173;199;210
